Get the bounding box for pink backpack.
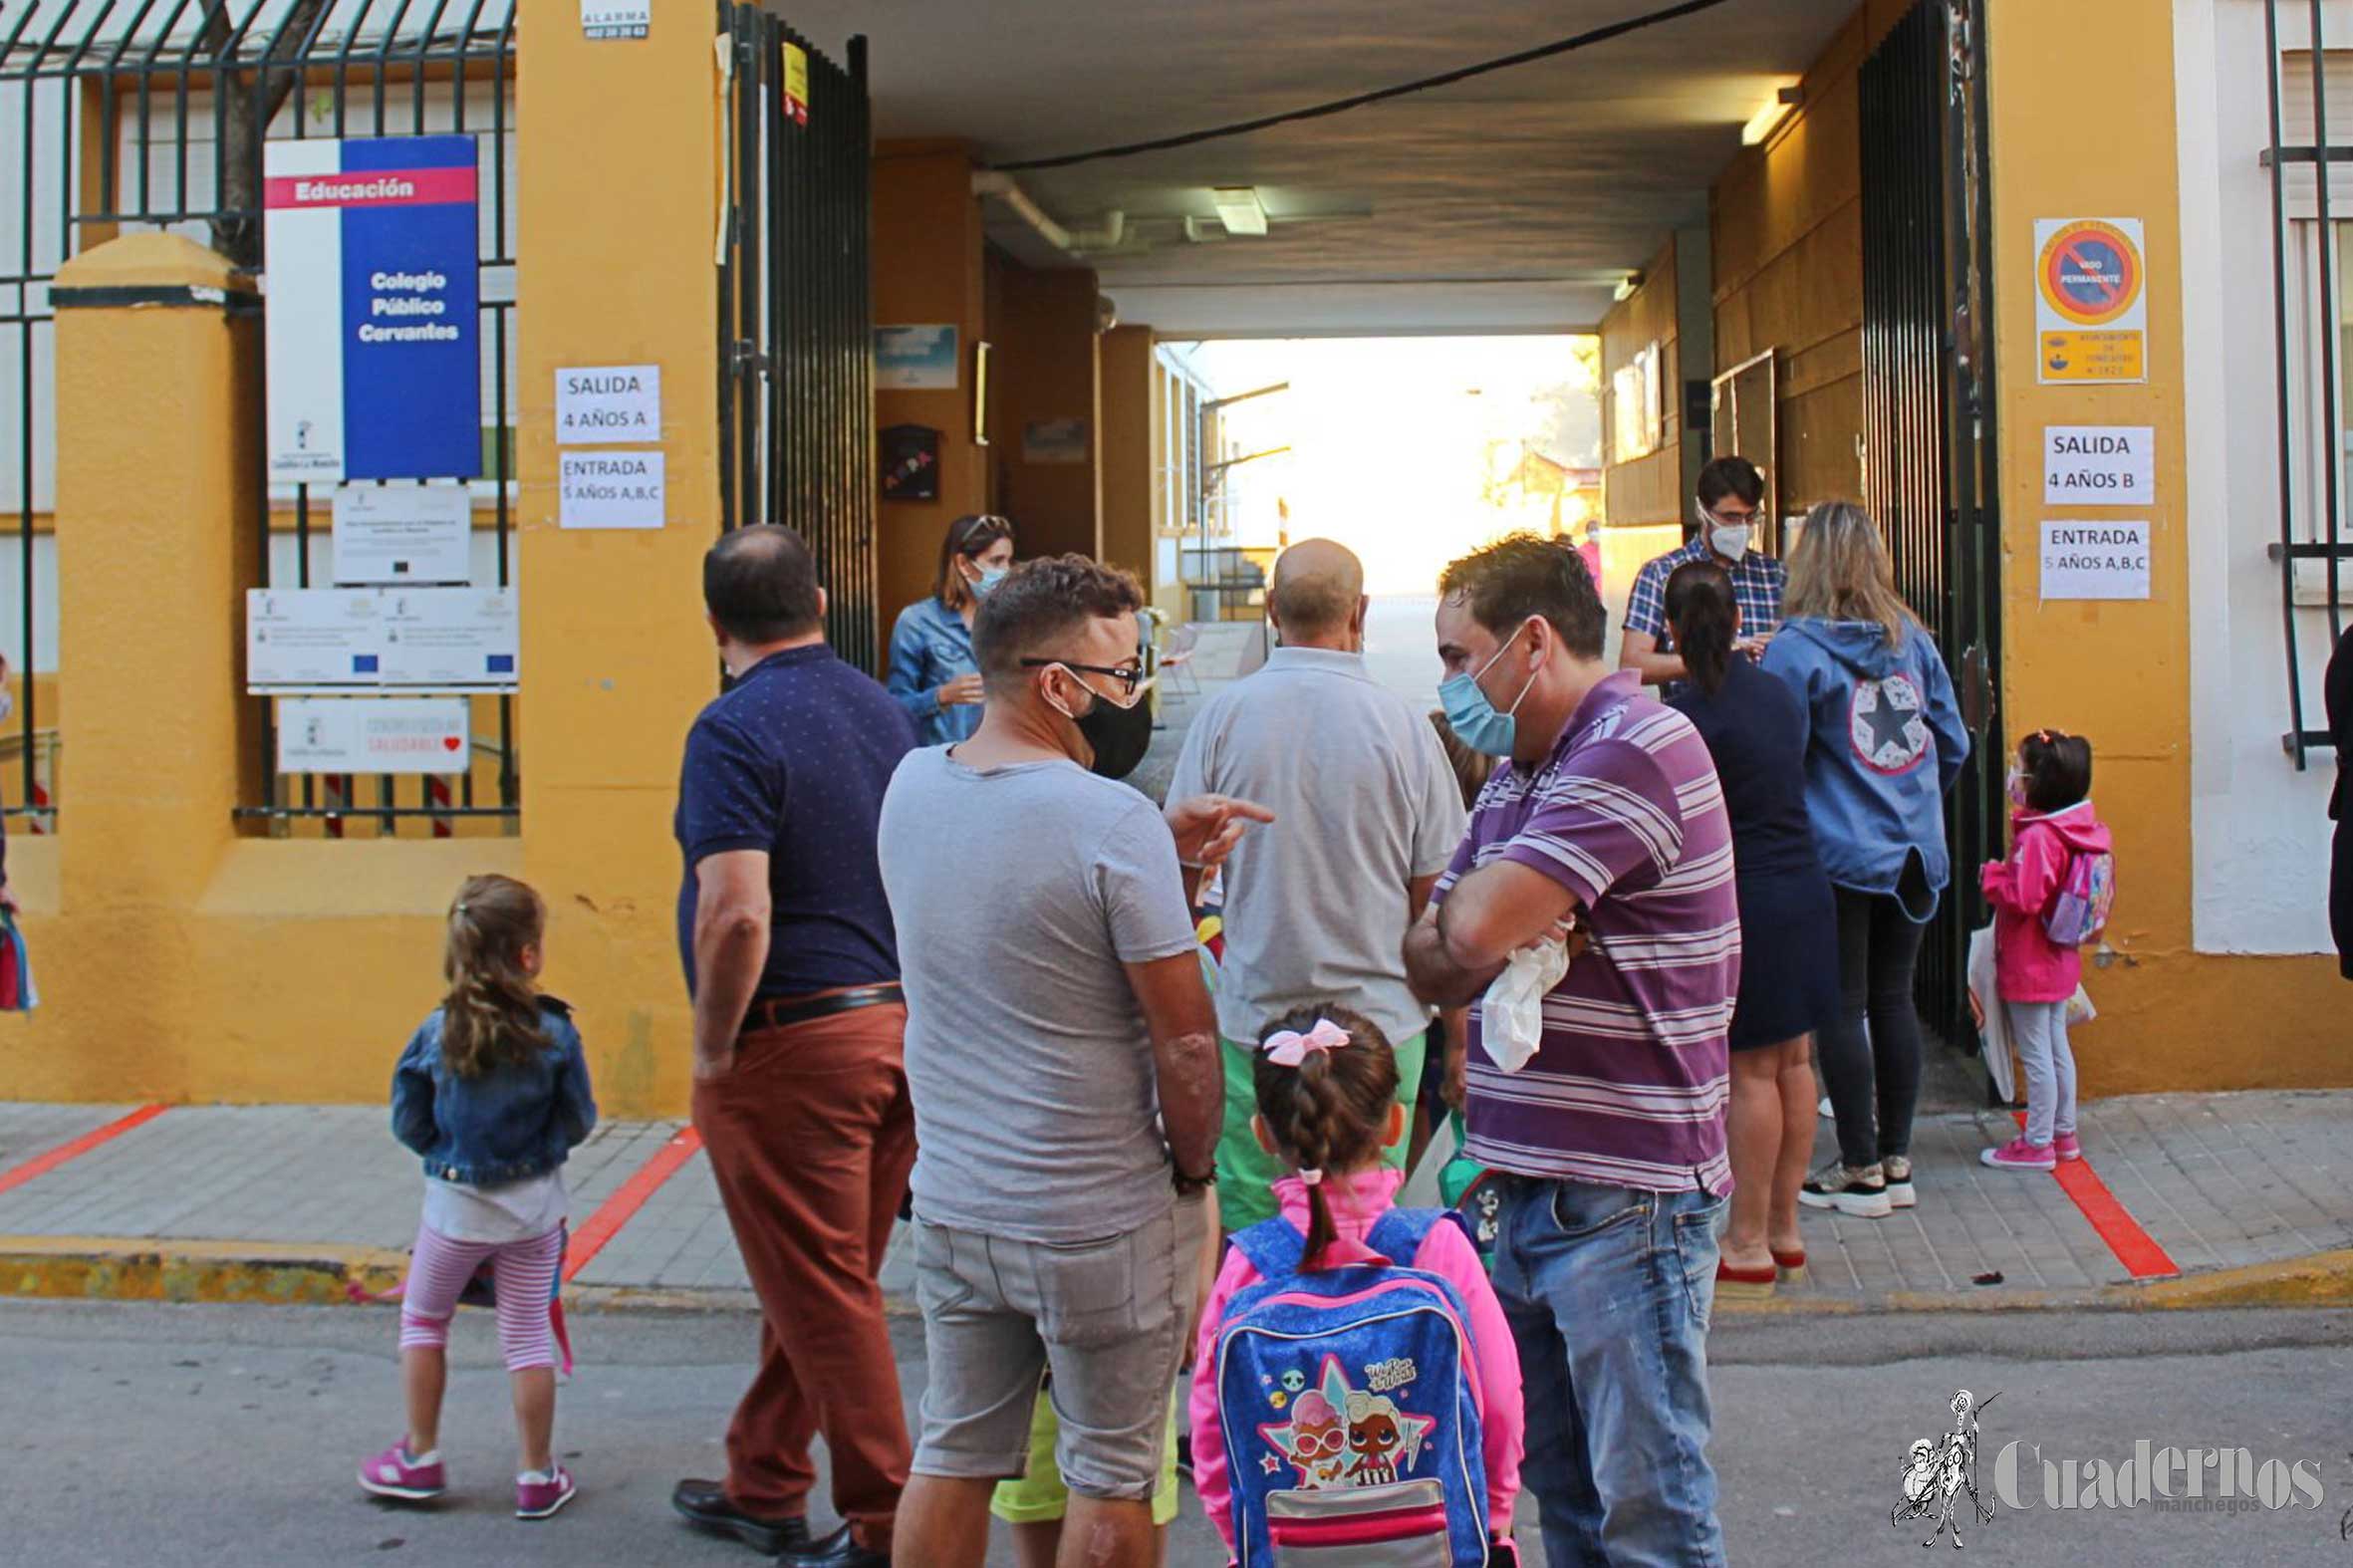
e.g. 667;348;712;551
2041;850;2115;947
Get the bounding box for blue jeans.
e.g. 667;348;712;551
1491;1176;1727;1567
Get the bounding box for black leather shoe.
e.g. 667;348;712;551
784;1524;886;1568
670;1478;812;1555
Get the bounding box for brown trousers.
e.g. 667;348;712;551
692;1002;916;1551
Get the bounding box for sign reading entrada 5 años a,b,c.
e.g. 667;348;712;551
264;134;481;483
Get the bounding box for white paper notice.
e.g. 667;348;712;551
2041;521;2151;601
555;365;660;444
560;450;665;529
381;589;518;688
247;589;387;688
277;697;470;775
2043;426;2155;506
333;483;473;586
580;0;650;40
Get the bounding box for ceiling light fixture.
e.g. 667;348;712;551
1741;84;1803;146
1211;186;1269;236
1614;273;1643;303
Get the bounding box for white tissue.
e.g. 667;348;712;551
1479;937;1570;1073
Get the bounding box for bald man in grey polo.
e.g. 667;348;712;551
1167;538;1466;1228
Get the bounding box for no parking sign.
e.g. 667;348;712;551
2035;217;2147;385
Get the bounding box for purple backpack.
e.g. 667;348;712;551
2041;849;2115;947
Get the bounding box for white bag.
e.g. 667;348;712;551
1479;937;1569;1074
1966;925;2015;1103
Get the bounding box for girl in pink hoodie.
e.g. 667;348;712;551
1979;729;2113;1172
1188;1004;1524;1565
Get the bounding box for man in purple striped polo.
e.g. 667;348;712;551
1406;533;1736;1567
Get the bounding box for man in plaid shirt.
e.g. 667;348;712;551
1620;454;1786;693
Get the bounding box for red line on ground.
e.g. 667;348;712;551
2014;1112;2180;1281
563;1127;703;1282
0;1104;169;1198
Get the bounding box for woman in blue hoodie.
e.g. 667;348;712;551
1763;502;1968;1218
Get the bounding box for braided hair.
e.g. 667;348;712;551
1251;1004;1399;1270
439;874;550;1079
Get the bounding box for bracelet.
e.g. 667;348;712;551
1173;1168;1217;1195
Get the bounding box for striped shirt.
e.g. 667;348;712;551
1436;669;1737;1194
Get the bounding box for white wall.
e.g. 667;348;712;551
2178;0;2342;953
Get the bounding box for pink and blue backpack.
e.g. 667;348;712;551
1212;1209;1493;1566
2041;847;2116;947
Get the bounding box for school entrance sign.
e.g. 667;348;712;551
264;135;482;482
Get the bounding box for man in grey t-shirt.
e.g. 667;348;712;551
880;554;1267;1568
1168;538;1466;1228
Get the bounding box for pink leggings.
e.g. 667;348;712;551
397;1223;564;1372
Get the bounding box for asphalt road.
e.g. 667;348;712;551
5;1298;2352;1566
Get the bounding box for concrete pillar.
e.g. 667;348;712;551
874;142;987;641
993;265;1102;561
1099;324;1158;590
44;234;261;1096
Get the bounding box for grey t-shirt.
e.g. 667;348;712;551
1168;647;1466;1047
879;747;1199;1244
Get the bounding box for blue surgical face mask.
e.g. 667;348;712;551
968;565;1008;599
1438;620;1541;758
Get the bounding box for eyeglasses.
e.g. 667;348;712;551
1702;501;1760;526
1022;656;1148;700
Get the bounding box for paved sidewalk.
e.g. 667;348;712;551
6;1087;2353;1310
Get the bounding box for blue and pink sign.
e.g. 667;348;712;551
264;135;481;482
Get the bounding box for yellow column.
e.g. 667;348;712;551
43;234;260;1098
1988;0;2337;1088
1099;324;1158;588
513;0;728;1115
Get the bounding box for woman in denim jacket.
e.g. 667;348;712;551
362;874;597;1521
886;513;1015;745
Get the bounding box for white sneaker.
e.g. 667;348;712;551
1798;1160;1893;1218
1881;1155;1916;1209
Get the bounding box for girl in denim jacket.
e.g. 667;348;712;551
360;874;597;1520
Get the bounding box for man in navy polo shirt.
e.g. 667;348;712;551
669;524;916;1568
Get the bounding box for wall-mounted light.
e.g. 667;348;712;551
1211;186;1269;236
1614;273;1643;303
1742;85;1804;146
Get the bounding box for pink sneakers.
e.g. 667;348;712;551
358;1441;446;1502
2053;1132;2083;1163
1979;1137;2057;1172
516;1466;578;1520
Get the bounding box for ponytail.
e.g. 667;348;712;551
1664;559;1738;697
1250;1005;1399;1270
440;874;550;1079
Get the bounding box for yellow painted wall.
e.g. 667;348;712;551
1599;236;1684;527
0;6;728;1116
992;265;1103;562
874;142;988;666
1099;324;1157;588
1987;0;2343;1091
1710;1;1909;519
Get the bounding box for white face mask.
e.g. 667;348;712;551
1703;511;1751;563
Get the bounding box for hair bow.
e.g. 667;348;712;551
1262;1018;1351;1067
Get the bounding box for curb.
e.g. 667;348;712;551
8;1237;2353;1316
0;1237;408;1306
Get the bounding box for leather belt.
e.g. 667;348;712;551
740;983;904;1037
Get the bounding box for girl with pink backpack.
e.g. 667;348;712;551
1978;730;2114;1172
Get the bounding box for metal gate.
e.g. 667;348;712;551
1860;0;2004;1045
717;5;878;670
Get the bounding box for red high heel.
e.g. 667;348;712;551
1771;1246;1807;1286
1714;1257;1777;1300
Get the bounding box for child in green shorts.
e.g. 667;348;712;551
989;1384;1183;1566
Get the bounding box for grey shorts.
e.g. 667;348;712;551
910;1193;1207;1502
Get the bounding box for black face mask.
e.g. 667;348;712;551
1072;684;1155;780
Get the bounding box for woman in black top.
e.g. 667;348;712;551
2329;625;2353;979
1666;561;1840;1297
